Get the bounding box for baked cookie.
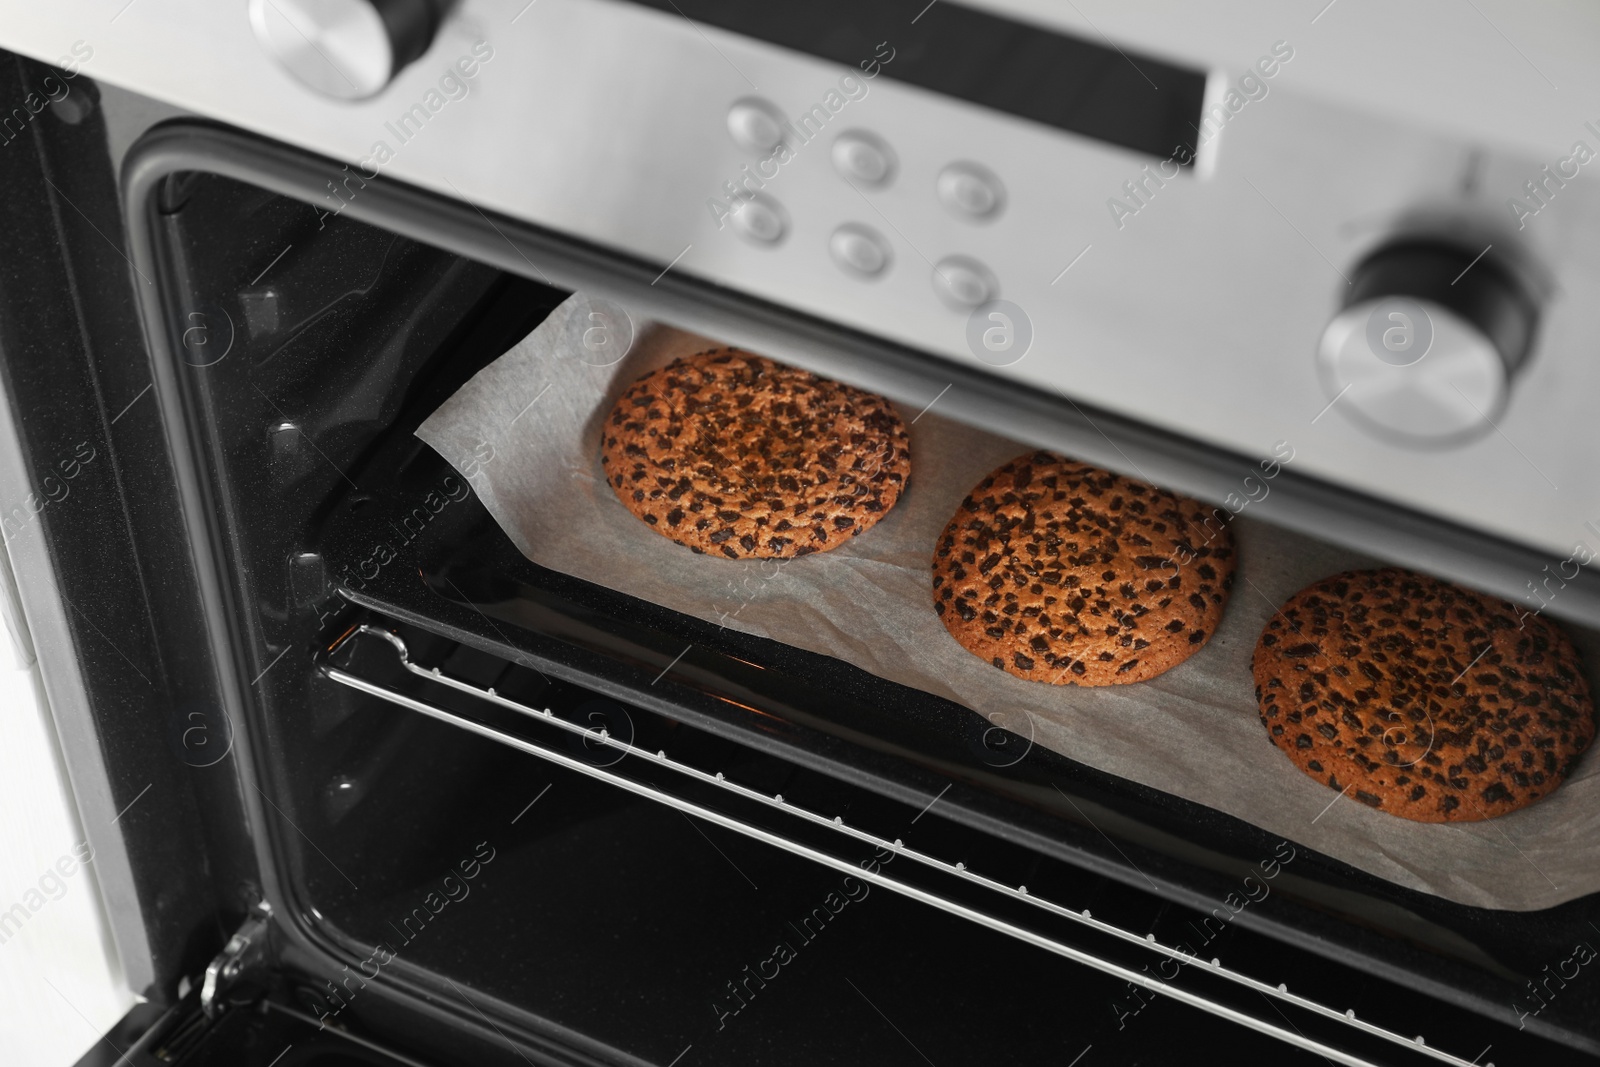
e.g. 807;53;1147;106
931;451;1235;685
1253;568;1595;822
600;349;909;559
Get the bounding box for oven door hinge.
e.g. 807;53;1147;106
200;902;274;1019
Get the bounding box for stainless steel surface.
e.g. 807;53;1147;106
325;623;1490;1067
6;1;1600;563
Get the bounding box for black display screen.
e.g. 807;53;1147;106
623;0;1207;162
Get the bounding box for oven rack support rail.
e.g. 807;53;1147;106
321;624;1486;1067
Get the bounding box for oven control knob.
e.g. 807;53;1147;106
248;0;451;100
1315;242;1537;445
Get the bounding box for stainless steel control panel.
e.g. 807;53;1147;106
4;0;1598;566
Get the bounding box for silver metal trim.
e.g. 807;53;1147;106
321;624;1487;1067
0;377;150;997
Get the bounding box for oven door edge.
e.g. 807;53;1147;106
115;119;666;1067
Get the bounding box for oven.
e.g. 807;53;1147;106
2;2;1598;1065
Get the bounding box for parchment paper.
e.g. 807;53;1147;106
418;294;1600;911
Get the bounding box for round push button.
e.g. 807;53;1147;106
729;194;788;246
937;162;1005;220
932;256;997;308
727;98;788;154
832;131;896;186
830;224;892;277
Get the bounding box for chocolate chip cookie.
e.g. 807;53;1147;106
932;451;1235;685
601;349;910;559
1253;568;1594;822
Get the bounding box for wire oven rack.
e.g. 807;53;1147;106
321;623;1494;1067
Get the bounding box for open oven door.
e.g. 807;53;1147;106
72;949;446;1067
0;54;450;1067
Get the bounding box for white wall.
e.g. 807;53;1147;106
0;627;134;1065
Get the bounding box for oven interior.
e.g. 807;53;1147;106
133;141;1600;1067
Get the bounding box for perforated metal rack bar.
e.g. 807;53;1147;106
321;624;1488;1067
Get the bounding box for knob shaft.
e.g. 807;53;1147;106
248;0;449;100
1315;242;1538;446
